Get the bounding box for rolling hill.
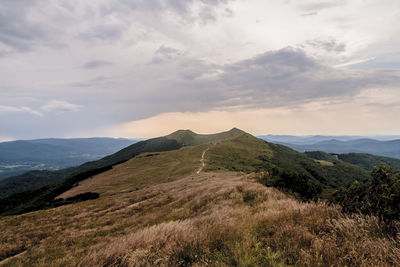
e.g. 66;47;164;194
304;151;400;171
0;128;398;266
0;128;369;215
0;138;137;180
263;137;400;159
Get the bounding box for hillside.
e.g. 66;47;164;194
204;133;368;197
0;129;369;214
0;137;180;200
0;138;136;180
0;130;398;266
0;129;246;212
305;151;400;171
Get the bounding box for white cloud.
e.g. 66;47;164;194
0;105;42;116
40;100;80;113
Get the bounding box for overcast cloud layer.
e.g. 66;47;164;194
1;0;400;139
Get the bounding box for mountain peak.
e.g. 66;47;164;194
166;128;247;146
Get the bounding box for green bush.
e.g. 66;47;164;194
335;164;400;222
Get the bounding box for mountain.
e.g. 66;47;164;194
304;151;400;171
259;134;364;144
0;137;137;180
261;137;400;159
0;128;397;266
259;134;400;144
0;128;368;214
0;128;245;200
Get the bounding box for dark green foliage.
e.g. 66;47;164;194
207;135;369;200
64;192;100;202
0;165;111;215
335;164;400;222
304;151;338;162
269;144;368;189
261;168;322;200
305;151;400;171
337;153;400;171
242;190;256;202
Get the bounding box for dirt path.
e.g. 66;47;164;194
196;147;210;174
0;251;26;266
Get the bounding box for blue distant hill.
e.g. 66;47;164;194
258;135;400;159
0;138;137;180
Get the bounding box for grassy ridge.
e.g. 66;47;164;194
206;134;369;199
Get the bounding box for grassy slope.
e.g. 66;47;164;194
0;128;244;200
59;145;208;198
0;137;181;199
206;134;369;194
1;172;398;266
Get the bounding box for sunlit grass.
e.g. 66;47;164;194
1;171;399;266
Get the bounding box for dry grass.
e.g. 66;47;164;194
58;145;208;198
315;159;334;166
2;169;398;266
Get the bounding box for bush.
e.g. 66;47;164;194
335;164;400;222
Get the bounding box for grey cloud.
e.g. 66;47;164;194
93;48;400;123
299;1;345;12
152;45;185;64
70;76;113;88
78;24;124;41
349;53;400;70
301;12;318;17
216;48;399;108
0;0;234;56
0;0;47;53
82;60;113;69
0;0;71;55
102;0;234;23
141;48;400;115
304;39;346;52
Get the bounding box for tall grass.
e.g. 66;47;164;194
1;167;399;266
79;173;400;266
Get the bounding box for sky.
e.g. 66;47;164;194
1;0;400;140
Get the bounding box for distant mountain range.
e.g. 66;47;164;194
0;138;137;180
259;135;400;159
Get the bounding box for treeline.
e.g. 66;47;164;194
334;164;400;222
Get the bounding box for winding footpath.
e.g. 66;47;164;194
196;147;210;174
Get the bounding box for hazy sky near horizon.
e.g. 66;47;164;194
1;0;400;140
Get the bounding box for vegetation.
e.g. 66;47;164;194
1;129;399;266
0;137;182;215
165;127;245;146
206;134;368;199
1;171;398;266
335;164;400;222
305;150;400;171
337;153;400;170
0;128;245;200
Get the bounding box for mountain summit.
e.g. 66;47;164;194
165;128;247;146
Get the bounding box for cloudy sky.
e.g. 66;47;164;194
1;0;400;140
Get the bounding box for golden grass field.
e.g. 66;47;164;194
1;142;399;266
